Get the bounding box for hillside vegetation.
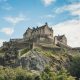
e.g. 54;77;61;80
0;47;80;80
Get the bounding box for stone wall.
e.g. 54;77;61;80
2;23;68;51
54;35;67;45
23;23;53;40
11;42;32;50
3;40;33;50
23;28;32;40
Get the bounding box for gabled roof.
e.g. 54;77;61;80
55;35;66;40
23;23;53;36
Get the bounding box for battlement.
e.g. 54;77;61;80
54;35;67;45
2;23;68;50
23;23;53;40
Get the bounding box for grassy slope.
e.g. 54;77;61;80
0;47;80;79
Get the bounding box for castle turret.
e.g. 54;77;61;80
23;27;32;40
23;23;54;40
54;35;67;45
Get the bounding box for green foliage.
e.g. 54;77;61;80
0;66;75;80
20;48;30;56
56;68;75;80
0;66;34;80
0;49;4;53
0;66;16;80
34;48;55;57
15;67;34;80
69;54;80;79
0;49;5;57
41;66;75;80
0;48;78;80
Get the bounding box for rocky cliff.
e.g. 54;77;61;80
0;46;80;79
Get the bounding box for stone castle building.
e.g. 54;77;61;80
3;23;67;50
54;35;67;45
23;23;53;40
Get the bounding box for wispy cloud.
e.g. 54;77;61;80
67;0;79;4
53;19;80;47
41;14;55;19
0;39;5;47
55;2;80;16
0;27;14;35
2;3;13;11
42;0;55;6
4;14;27;25
0;0;7;2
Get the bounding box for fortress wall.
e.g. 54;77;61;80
2;23;68;52
32;42;61;52
21;43;32;49
23;23;53;40
56;42;72;50
54;35;67;45
9;42;33;50
44;26;53;37
32;28;45;38
61;37;67;45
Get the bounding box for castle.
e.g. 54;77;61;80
3;23;67;50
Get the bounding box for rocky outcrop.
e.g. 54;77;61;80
20;50;50;71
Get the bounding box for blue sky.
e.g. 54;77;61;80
0;0;80;47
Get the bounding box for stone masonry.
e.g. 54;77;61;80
2;23;67;50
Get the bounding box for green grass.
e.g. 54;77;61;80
0;66;75;80
0;49;5;57
20;48;30;56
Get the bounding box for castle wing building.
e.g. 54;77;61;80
54;35;67;45
2;23;67;50
23;23;53;40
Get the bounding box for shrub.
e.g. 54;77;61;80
20;48;30;56
0;66;75;80
41;66;75;80
69;55;80;79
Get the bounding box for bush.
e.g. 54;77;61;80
69;55;80;79
20;48;30;56
41;66;75;80
0;66;75;80
15;67;34;80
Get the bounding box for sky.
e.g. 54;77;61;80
0;0;80;47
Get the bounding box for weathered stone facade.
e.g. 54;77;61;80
2;23;67;50
0;23;69;69
54;35;67;45
23;23;53;40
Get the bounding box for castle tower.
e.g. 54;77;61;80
23;23;54;40
23;27;32;40
54;35;67;45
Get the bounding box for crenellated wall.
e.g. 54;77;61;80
2;23;68;50
54;35;67;45
23;23;53;40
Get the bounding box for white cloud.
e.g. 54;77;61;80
0;39;5;47
3;6;12;10
67;0;79;3
4;14;26;25
41;14;55;19
2;3;13;11
52;19;80;47
55;2;80;16
0;27;14;35
42;0;55;6
0;0;7;2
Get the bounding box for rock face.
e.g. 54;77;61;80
20;50;50;71
3;48;19;67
